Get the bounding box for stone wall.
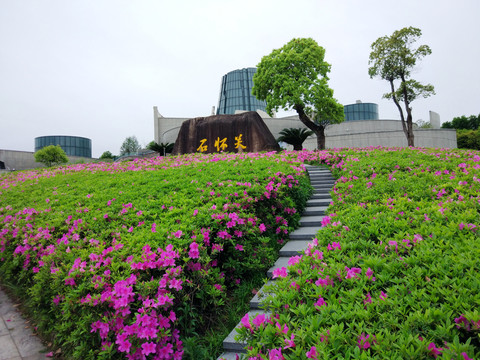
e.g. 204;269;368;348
0;149;96;171
153;108;457;151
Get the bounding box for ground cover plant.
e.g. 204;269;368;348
236;147;479;359
0;151;320;359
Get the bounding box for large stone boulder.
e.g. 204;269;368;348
172;111;280;155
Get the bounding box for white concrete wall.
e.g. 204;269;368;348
0;149;97;171
153;109;457;151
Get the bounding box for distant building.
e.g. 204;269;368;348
35;135;92;158
344;101;379;121
153;67;456;150
216;68;267;115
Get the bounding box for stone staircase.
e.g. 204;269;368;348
217;165;335;359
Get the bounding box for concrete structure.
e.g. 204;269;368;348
0;149;96;172
153;109;457;150
35;135;92;158
217;68;267;115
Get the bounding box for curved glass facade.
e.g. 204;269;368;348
344;103;379;121
217;68;267;115
35;136;92;158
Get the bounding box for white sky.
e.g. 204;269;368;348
1;0;479;157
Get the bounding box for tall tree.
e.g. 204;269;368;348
252;38;344;150
276;128;314;151
368;27;435;147
119;136;141;156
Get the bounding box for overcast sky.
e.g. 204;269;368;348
1;0;479;157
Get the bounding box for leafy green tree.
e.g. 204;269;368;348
252;38;344;150
442;114;480;130
99;151;114;160
414;120;433;129
119;136;141;156
34;145;68;167
368;27;435;147
276;128;314;151
147;141;174;156
457;129;480;150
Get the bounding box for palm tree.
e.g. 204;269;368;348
147;141;174;156
276;128;314;150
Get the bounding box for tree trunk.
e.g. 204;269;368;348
315;128;326;150
389;80;413;146
400;75;415;147
294;104;326;150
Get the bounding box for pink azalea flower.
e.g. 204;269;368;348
288;255;301;265
252;313;266;328
235;244;244;251
141;342;156;356
321;216;331;227
364;292;372;305
306;346;318;359
379;291;388;301
241;313;253;333
428;342;443;358
272;267;288;278
314;297;327;309
366;267;375;281
188;242;199;258
259;223;267;233
283;334;295;349
268;348;284;360
461;352;473;360
357;333;376;350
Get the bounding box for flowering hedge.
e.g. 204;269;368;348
236;148;479;360
0;152;320;359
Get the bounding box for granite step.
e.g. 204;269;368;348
289;226;319;240
300;215;324;227
267;256;290;278
217;166;334;360
306;198;331;206
250;280;276;309
279;240;311;256
311;192;332;199
222;309;267;352
303;205;328;216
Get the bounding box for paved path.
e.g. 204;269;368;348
0;286;50;360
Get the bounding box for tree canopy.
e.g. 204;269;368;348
99;151;114;160
34;145;68;167
441;114;480;130
368;26;435;147
252;38;344;150
119;136;141;156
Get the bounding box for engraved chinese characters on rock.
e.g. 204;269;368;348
172;111;280;155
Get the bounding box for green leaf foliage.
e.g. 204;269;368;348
0;151;313;359
252;38;344;149
236;147;479;360
277;128;314;151
34;145;69;167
